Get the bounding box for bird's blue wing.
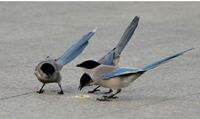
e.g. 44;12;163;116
98;48;116;65
56;28;97;67
141;48;193;71
104;52;114;65
101;67;143;80
101;48;193;80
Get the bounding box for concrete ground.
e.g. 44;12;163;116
0;2;199;119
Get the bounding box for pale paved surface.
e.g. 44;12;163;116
0;2;200;119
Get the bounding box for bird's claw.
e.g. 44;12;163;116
88;89;100;93
37;90;44;94
97;95;118;101
103;95;118;99
109;96;118;99
57;91;64;95
97;97;111;101
104;90;113;94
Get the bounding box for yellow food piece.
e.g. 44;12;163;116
73;94;91;99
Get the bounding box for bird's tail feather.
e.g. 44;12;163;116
98;16;139;65
141;48;193;71
115;16;139;57
56;28;96;67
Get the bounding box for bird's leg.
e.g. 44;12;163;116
97;89;121;101
37;84;45;94
104;89;113;94
57;83;64;95
103;89;121;99
88;85;101;93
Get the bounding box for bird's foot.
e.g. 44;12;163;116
37;90;44;94
109;96;118;99
96;97;111;101
57;91;64;95
103;95;118;99
88;89;100;93
104;89;113;94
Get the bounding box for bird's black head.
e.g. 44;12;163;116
79;73;93;90
76;60;100;69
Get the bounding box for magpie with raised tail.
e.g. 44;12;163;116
77;48;193;101
79;16;140;94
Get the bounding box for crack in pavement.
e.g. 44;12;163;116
0;91;35;101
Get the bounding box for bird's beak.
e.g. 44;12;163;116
76;64;81;67
78;85;83;90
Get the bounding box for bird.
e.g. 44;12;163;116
34;28;97;94
76;48;193;101
79;16;140;94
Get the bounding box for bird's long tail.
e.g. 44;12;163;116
115;16;139;57
56;28;97;67
98;16;140;65
141;48;193;71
